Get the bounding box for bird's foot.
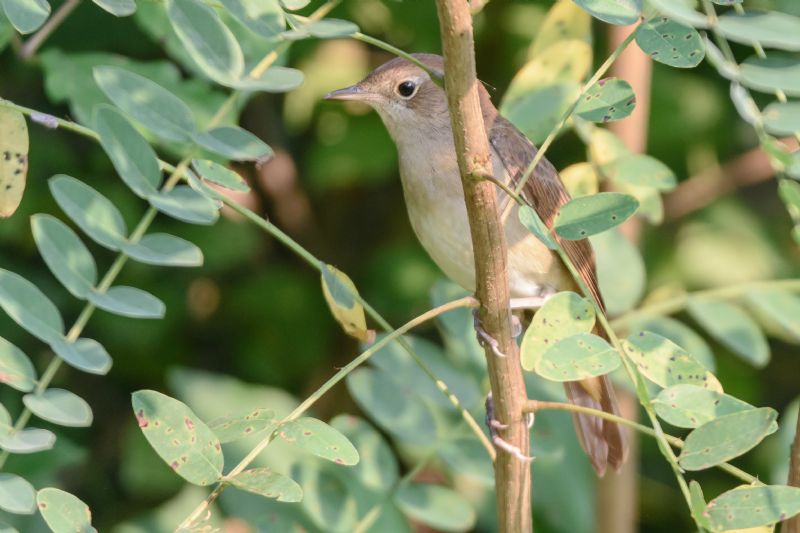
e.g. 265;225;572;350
485;393;535;462
473;310;521;358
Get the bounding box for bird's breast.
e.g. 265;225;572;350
396;142;568;298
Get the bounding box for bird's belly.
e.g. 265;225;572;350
405;191;566;299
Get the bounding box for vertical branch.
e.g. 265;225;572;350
597;23;652;533
433;2;532;532
784;412;800;533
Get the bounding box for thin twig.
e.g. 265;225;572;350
526;400;759;486
19;0;81;60
175;296;479;531
434;1;532;531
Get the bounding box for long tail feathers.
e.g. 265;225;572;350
564;374;628;476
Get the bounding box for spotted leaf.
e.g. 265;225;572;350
0;106;28;218
278;417;359;466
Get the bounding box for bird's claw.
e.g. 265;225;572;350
473;310;510;358
485;392;535;462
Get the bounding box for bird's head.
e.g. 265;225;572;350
325;54;451;140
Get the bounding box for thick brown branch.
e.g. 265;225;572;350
433;2;532;532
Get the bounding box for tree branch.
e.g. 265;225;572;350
433;2;532;531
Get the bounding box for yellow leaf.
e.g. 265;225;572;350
0;106;29;218
320;263;373;343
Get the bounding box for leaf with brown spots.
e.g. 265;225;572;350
229;467;302;502
131;390;223;486
0;106;28;218
278;417;359;466
37;488;96;533
208;407;275;443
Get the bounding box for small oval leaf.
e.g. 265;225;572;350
229;468;302;502
208;407;275;444
600;153;676;190
706;485;800;531
535;333;620;381
23;388;93;427
192;126;272;162
51;338;112;375
635;17;705;68
0;473;35;514
0;268;63;344
279;417;359;466
36;488;96;533
0;0;50;34
87;286;165;319
191;159;249;192
321;263;372;342
0;336;36;392
395;483;476;532
0;427;55;454
31;214;97;299
678;407;777;470
122;233;203;267
688;297;770;367
0;106;29;217
554;192;639;240
653;384;775;430
148;185;220;225
575;77;636;123
132;390;223;486
718;11;800;52
518;205;557;250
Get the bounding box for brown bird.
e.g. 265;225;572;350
326;53;627;475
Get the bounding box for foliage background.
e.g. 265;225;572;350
0;0;798;531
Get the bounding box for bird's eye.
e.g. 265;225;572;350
396;80;417;98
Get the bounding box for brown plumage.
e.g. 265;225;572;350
326;53;627;475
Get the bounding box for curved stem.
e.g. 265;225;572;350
610;279;800;332
175;296;479;531
526;400;758;485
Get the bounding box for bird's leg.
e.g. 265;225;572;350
472;310;522;359
485;392;534;462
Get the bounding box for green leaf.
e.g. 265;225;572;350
292;461;358;531
600;154;677;190
37;488;96;533
653;384;776;431
132;390;223;486
87;286;165;319
330;414;398;492
148;185;220;225
632;316;715;371
554;192;639;239
0;336;36;392
679;407;777;470
91;0;135;17
23;388;93;427
278;417;359;465
705;485;800;531
718;11;800;52
571;0;639;25
122;233;203;267
93;105;161;198
647;0;708;28
745;287;800;343
0;105;29;218
192;126;272;161
689;481;712;530
219;0;283;38
229;467;302;502
0;427;55;453
94;66;197;141
191;159;249;192
208;407;275;443
51;338;112;375
740;55;800;98
0;269;63;344
0;0;49;34
575;78;636;123
501;81;580;144
167;0;244;84
321;263;372;342
763;101;800;136
347;367;438;445
622;331;722;391
688;297;770;367
536;333;620;381
233;66;304;93
521;291;595;371
49;175;127;251
395;484;476;532
530;0;591;57
31;214;97;299
306;19;359;38
635;17;704;68
517;205;557;250
591;228;646;316
0;473;35;514
279;0;307;10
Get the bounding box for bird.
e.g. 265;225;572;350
326;53;627;475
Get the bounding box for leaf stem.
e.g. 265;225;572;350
526;400;758;485
174;296;479;531
19;0;81;60
610;279;800;332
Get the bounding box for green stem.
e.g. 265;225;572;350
175;296;478;531
610;279;800;332
501;22;640;222
526;400;759;485
19;0;81;60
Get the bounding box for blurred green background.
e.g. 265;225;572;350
0;0;799;531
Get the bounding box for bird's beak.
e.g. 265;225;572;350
324;84;373;102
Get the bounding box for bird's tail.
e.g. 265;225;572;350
563;361;628;476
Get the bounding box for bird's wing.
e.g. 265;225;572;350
487;114;627;475
487;115;605;309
